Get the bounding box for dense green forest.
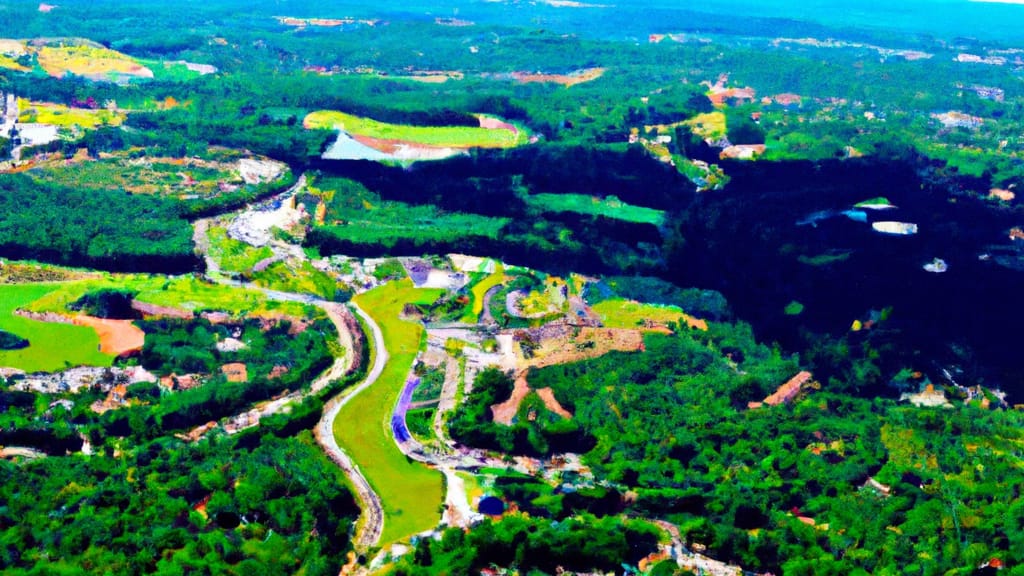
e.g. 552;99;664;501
443;327;1024;574
0;175;197;273
3;0;1024;573
0;432;359;576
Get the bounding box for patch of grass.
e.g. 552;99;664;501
463;264;505;322
526;193;665;226
797;251;852;267
37;44;151;80
138;59;205;82
17;99;125;129
336;280;444;544
685;111;727;141
315;177;507;247
251;260;340;301
23;274;314;319
457;471;485;504
304;110;524;148
29;150;261;199
784;300;805;316
412;366;445;402
592;298;707;331
206;226;274;274
0;54;30;72
405;407;437;442
0;284;113;372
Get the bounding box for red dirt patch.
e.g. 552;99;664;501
749;371;815;409
491;373;531;424
478;115;518;135
159;373;203;391
535;387;572;419
351;134;451;154
491;372;573;425
221;363;248;383
511;67;605;87
489;368;573;424
131;300;193;319
71;315;145;356
520;325;644;371
267;365;290;379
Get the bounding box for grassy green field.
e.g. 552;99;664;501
0;284;113;372
30;151;253;198
462;264;505;322
526;193;665;226
685;111;727;140
207;226;274;273
23;275;313;319
592;298;701;329
251;260;340;301
337;281;445;544
304;110;525;148
317;175;508;245
18;99;125;128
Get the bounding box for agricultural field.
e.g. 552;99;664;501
17;98;125;130
305;110;526;162
335;280;445;544
0;38;212;83
526;193;666;226
36;42;153;81
0;283;112;372
685;111;727;141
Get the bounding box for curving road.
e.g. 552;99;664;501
192;176;388;552
314;302;389;550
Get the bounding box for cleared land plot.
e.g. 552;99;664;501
36;44;152;80
304;110;525;149
72;316;145;356
522;326;645;371
510;67;605;87
336;281;445;543
28;150;283;199
592;298;708;332
527;193;665;226
0;284;112;372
